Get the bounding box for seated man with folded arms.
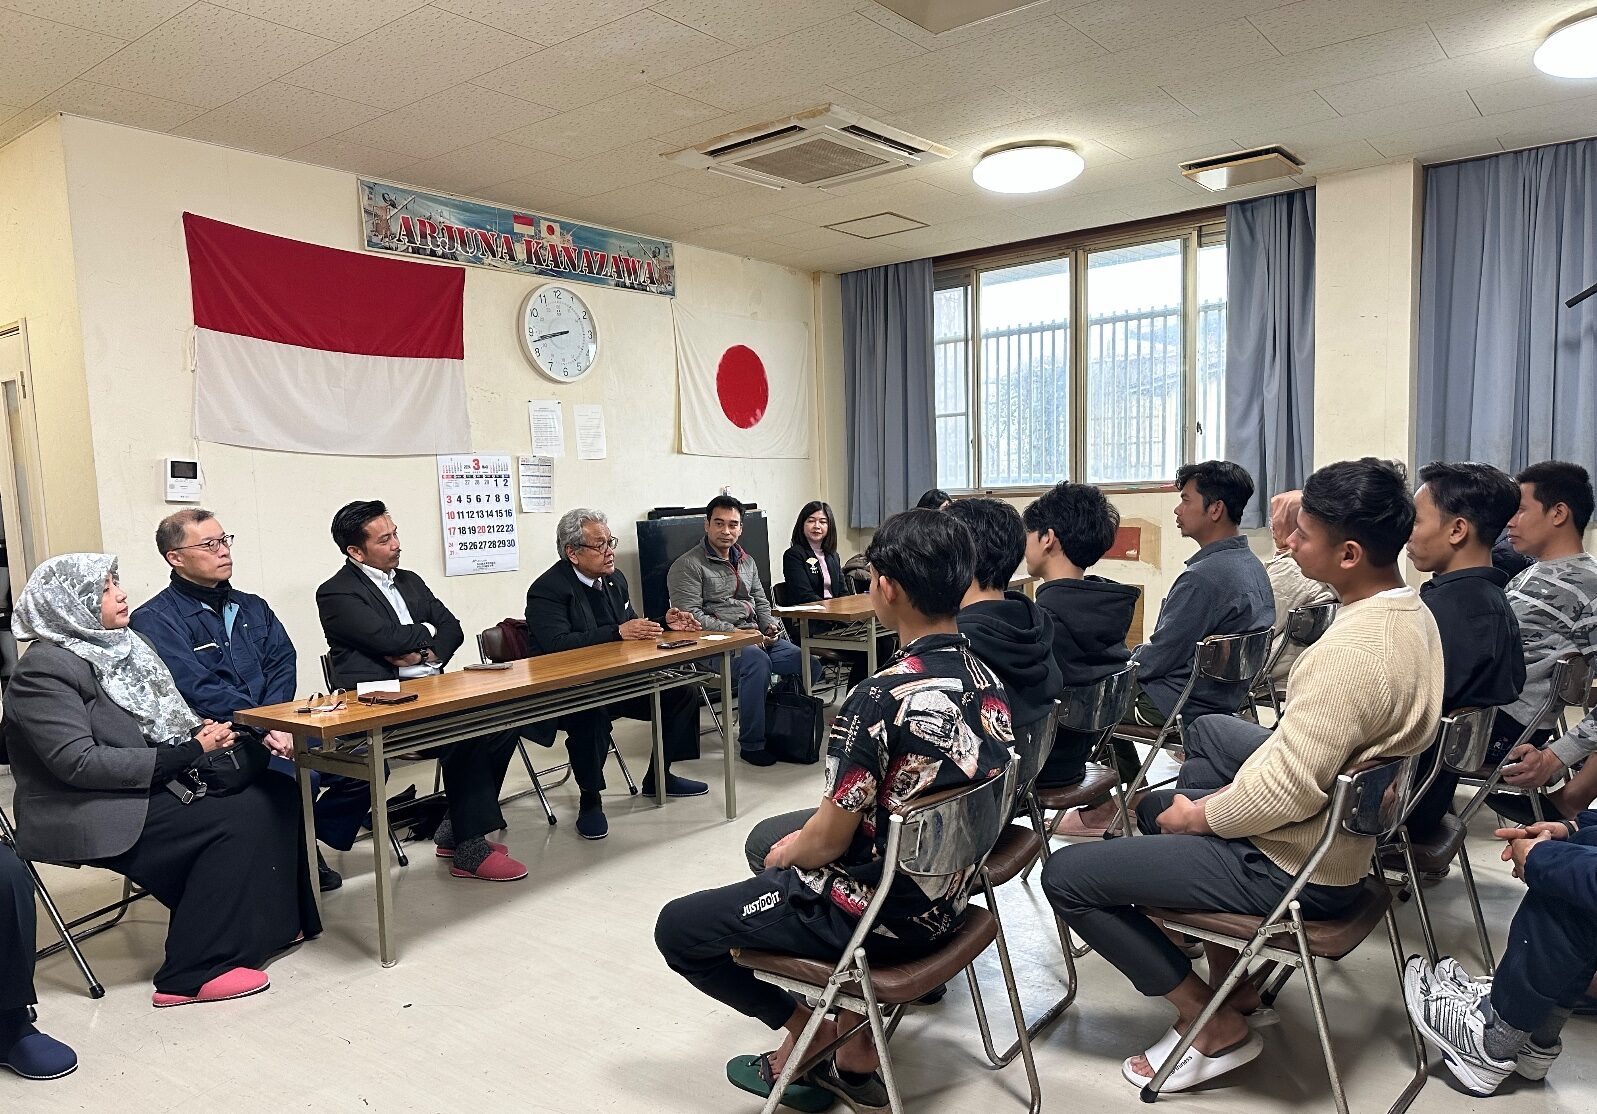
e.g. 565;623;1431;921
1404;812;1597;1095
1262;490;1334;690
1488;461;1597;824
667;495;811;768
525;508;703;841
655;509;1013;1112
1402;462;1526;843
1042;458;1443;1092
317;500;526;882
1022;481;1139;790
132;508;369;892
1059;460;1274;836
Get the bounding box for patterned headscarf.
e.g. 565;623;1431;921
13;553;201;743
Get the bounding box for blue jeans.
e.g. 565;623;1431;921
734;637;808;752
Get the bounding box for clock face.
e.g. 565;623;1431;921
519;284;598;382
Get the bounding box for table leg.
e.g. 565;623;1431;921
651;686;666;807
367;728;397;968
721;649;736;820
800;616;814;698
295;735;320;918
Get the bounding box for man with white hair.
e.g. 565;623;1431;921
524;508;703;840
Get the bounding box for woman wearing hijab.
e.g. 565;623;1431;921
2;554;319;1007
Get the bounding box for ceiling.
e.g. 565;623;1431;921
3;0;1596;275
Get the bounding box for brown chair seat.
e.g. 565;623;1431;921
1381;814;1467;875
1036;762;1118;812
986;825;1044;886
733;906;998;1005
1146;876;1391;962
1113;722;1162;743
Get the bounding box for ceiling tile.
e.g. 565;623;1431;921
470;176;581;212
1246;0;1482;56
1237;89;1482;149
281;6;536;109
950;15;1107;85
285;136;423;177
471;11;735;112
625;212;714;239
3;0;192;39
172;82;384;155
656;187;827;228
1163;24;1447;115
1096;89;1336;159
778;180;970;227
83;3;340;109
1048;89;1198;138
485;146;680;196
857;0;1071;50
1427;0;1576;58
0;10;127;105
0;79;207;146
559;180;709;219
888;89;1044;140
391;140;565;194
1313;39;1536;114
213;0;429;42
1058;0;1287;52
336;83;553;159
433;0;654;46
1366;114;1506;158
1467;72;1597;117
499;84;720;158
652;0;859;49
831;52;998;113
651;89;895;152
653;167;767;197
1480;90;1597;151
1286;137;1388;179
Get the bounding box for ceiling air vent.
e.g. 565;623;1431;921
669;105;953;189
1180;146;1304;192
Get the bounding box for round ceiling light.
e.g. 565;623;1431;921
1534;11;1597;78
972;142;1085;194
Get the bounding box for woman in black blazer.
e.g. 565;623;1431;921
781;501;849;604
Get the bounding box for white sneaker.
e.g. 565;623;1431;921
1433;957;1560;1080
1402;956;1514;1096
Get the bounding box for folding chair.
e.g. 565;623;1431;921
1112;629;1274;834
732;759;1041;1114
1254;600;1338;718
475;628;638;826
1463;649;1594;825
1141;754;1428;1114
318;653;420;864
1381;708;1495;969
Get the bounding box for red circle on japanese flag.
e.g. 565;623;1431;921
717;344;768;429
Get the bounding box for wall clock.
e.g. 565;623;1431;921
518;283;598;383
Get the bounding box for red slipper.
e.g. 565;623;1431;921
434;839;508;859
152;967;270;1008
449;848;528;881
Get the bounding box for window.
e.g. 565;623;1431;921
932;217;1227;491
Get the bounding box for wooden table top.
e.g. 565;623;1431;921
772;593;878;620
235;629;763;740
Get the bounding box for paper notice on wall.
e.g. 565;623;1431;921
518;455;554;512
438;453;519;576
574;403;607;460
529;400;564;457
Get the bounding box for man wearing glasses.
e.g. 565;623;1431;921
524;508;704;840
131;508;365;892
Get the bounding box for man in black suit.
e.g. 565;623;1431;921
525;508;704;840
317;500;526;882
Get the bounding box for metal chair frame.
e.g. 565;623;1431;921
1113;629;1274;836
1256;600;1339;718
1142;755;1428;1114
738;761;1041;1114
0;802;150;999
771;581;853;704
318;653;422;863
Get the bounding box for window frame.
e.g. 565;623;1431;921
933;208;1227;496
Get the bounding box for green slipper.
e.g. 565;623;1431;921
726;1053;837;1112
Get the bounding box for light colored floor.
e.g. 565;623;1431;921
10;726;1596;1114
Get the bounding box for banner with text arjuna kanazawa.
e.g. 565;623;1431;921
359;179;675;297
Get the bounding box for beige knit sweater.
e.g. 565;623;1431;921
1205;589;1444;886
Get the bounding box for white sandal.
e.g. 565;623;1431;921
1122;1028;1263;1092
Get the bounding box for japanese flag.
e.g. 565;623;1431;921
673;304;813;459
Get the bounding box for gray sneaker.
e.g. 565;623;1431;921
1433;957;1559;1080
1402;956;1514;1096
811;1057;889;1113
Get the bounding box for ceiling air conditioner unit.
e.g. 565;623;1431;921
668;105;953;189
1180;145;1303;192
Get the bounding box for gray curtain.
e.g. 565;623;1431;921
1224;188;1316;528
1417;137;1597;475
843;259;935;529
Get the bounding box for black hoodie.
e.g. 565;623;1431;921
1034;575;1140;686
956;591;1063;729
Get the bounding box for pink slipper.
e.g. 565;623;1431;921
449;848;528;881
434;839;508;859
1053;806;1114;838
152;967;270;1008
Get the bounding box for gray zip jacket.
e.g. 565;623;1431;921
667;539;775;633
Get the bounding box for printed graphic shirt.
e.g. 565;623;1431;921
1502;554;1597;765
797;632;1013;944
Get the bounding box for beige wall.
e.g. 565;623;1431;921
0;117;101;554
54;116;825;693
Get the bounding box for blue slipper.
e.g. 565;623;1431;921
0;1030;79;1080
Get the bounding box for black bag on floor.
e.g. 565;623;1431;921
765;681;826;764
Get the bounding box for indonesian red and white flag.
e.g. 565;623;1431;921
673;304;812;459
184;212;470;456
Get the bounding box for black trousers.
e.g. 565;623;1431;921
555;687;701;793
655;868;924;1030
97;776;321;996
744;809;814;875
439;729;521;842
1493;881;1597;1032
0;844;35;1012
